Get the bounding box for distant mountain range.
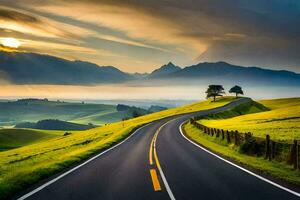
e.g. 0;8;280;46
149;61;300;86
1;50;300;86
0;51;132;84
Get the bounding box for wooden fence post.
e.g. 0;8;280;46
211;128;214;136
265;135;271;160
234;131;238;145
226;130;230;143
271;141;275;160
216;129;220;138
294;140;298;170
221;129;225;140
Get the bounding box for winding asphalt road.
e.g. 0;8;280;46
16;98;300;200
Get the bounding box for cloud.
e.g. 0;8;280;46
199;37;300;71
25;1;209;54
1;0;300;72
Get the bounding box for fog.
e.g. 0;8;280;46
1;84;299;102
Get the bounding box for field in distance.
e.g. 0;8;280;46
0;98;163;127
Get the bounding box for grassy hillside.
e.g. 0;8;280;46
197;100;269;119
15;119;96;131
0;99;116;126
0;99;156;127
0;129;61;151
198;98;300;141
71;106;150;125
0;97;238;199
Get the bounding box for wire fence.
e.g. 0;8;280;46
189;118;299;170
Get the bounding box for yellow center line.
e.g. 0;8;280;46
149;139;154;165
153;145;161;169
148;119;177;192
150;169;161;191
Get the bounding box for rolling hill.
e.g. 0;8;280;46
0;99;157;127
15;119;96;131
0;98;116;126
197;97;300;141
0;129;59;151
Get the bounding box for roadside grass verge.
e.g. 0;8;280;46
0;96;238;199
183;122;300;186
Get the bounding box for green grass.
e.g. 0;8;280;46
198;98;300;141
183;122;300;186
0;96;238;199
0;129;61;151
0;100;117;126
71;109;129;125
198;100;269;119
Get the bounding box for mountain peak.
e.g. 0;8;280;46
166;61;175;66
149;62;181;78
163;62;178;69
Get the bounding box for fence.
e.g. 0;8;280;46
189;118;299;170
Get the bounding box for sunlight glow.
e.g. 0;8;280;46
1;37;21;48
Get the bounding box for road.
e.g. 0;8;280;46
17;98;299;200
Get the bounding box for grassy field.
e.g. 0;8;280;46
71;109;139;125
0;129;63;151
183;122;300;185
0;99;160;127
0;99;117;126
0;96;238;199
198;98;300;141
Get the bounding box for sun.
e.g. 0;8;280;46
1;37;21;48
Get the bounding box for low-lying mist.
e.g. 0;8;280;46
1;83;299;102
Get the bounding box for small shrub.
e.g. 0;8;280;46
63;132;72;136
239;137;265;156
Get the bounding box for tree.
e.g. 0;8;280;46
116;104;130;111
205;85;225;101
132;110;142;118
229;85;244;97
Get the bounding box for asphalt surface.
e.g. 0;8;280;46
17;98;299;200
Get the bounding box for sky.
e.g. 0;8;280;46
0;0;300;73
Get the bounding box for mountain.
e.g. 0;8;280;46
148;61;300;86
148;62;181;78
132;72;149;79
0;50;299;86
0;51;132;84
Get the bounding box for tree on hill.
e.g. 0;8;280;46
116;104;131;111
206;85;225;102
229;85;244;97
